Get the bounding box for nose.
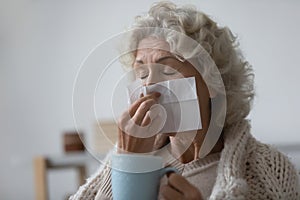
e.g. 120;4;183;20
145;71;160;86
142;64;169;86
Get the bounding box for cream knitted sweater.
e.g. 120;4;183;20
70;120;300;200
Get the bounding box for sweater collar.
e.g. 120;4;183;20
210;119;252;199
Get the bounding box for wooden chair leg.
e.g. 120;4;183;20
34;156;48;200
78;166;87;185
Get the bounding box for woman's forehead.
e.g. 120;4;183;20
136;37;173;61
137;37;170;50
135;48;172;60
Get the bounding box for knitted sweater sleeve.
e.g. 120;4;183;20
209;120;300;200
69;153;113;200
254;142;300;200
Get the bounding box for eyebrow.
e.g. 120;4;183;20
135;56;178;64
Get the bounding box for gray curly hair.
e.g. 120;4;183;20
120;1;254;128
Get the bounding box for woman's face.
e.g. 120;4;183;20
133;37;211;146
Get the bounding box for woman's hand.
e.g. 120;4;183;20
160;173;203;200
117;92;161;153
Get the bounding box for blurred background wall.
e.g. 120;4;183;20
1;0;299;199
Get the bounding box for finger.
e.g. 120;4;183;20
160;185;182;200
129;92;160;117
167;174;203;199
141;111;151;126
117;128;122;148
129;92;160;116
132;99;156;125
145;104;167;135
167;173;193;194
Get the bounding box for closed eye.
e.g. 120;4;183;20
136;70;149;79
161;65;180;76
134;65;149;79
163;71;177;75
140;74;148;79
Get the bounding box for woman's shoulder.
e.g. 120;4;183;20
249;137;294;167
246;137;300;199
247;136;296;173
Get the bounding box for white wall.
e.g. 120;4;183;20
1;0;299;199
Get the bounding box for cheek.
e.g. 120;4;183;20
196;82;209;98
195;76;211;112
179;68;210;109
193;72;209;97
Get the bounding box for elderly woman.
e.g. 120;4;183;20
71;2;299;200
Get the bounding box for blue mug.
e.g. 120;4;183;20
111;153;177;200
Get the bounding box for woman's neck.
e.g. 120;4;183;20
169;135;224;164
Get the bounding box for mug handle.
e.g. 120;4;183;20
160;167;178;177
